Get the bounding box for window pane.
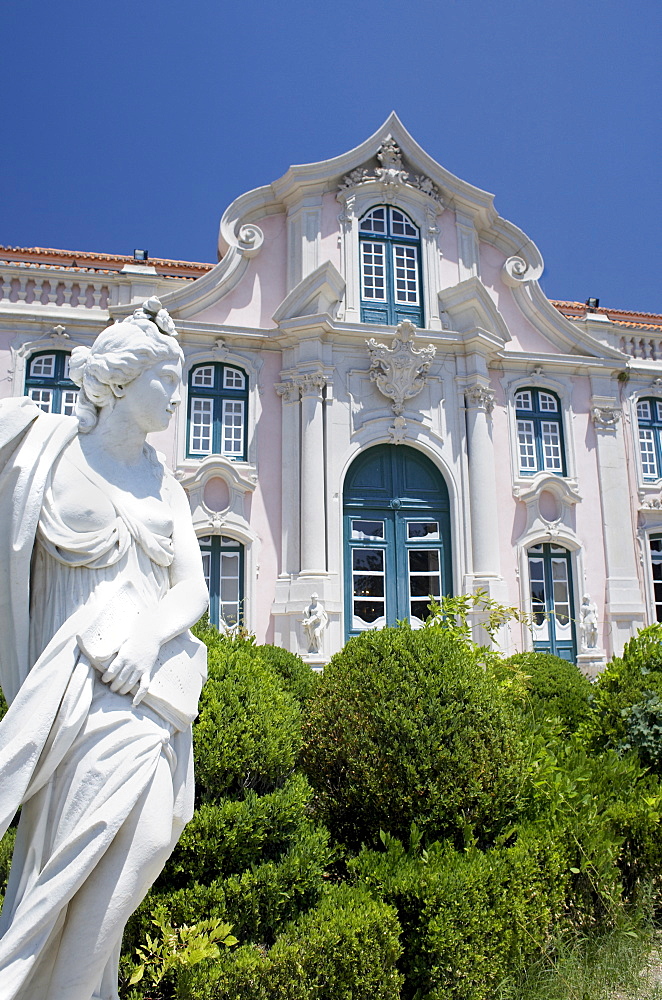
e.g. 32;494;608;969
219;552;240;624
360;241;387;301
528;556;546;625
638;400;651;421
407;521;439;540
657;402;662;423
539;392;558;412
515;390;532;411
353;601;385;625
28;388;53;412
517;419;537;471
222;400;244;455
30;355;56;378
190;398;213;454
353;574;385;598
409;549;440;573
191;365;214;388
640;428;658;477
353;549;384;572
393;244;419;304
359;207;386;234
541;421;562;471
352;545;385;628
201;551;211;590
351;519;384;540
62;389;78;416
223;367;245;390
390;208;418;238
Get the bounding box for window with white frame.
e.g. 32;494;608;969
649;535;662;622
25;351;78;415
359;206;423;326
199;534;244;628
637;398;662;481
187;363;248;459
515;388;565;475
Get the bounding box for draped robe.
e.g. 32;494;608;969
0;399;197;1000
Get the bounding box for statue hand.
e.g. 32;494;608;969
101;630;160;698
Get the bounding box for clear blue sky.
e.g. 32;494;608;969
3;0;660;312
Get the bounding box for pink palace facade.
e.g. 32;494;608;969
2;115;662;670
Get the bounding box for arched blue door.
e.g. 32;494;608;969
343;445;452;637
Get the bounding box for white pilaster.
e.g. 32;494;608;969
299;373;327;575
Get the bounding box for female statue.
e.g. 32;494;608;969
0;299;209;1000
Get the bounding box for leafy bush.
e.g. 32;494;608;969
194;639;302;801
0;827;16;909
620;691;662;770
177;883;402;1000
584;624;662;754
302;624;531;849
245;643;318;708
507;651;593;732
351;827;567;1000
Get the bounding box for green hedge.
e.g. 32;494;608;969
302;624;531;849
507;651;593;732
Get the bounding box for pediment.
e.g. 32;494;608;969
440;277;511;350
273;261;345;325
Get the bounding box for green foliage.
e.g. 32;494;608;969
0;687;6;721
302;623;531;849
507;650;593;733
0;827;16;909
351;826;567;1000
177;884;403;1000
243;643;319;708
621;691;662;770
126;916;237;991
584;624;662;754
194;639;302;801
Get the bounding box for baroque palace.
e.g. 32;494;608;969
2;115;661;669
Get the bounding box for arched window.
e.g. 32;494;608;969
636;398;662;480
359;206;423;326
187;363;248;459
25;351;78;415
515;388;565;475
343;444;451;637
528;543;576;661
199;535;244;628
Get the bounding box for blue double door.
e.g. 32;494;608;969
343;445;452;637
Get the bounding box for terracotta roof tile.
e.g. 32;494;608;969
0;245;213;278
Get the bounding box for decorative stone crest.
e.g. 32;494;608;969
591;405;621;427
365;321;435;443
464;384;496;413
338;136;443;207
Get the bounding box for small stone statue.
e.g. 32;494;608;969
579;594;599;651
0;299;208;1000
301;593;328;654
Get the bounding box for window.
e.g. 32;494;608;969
187;363;248;459
515;388;565;475
25;351;78;415
359;206;423;326
528;543;576;661
637;398;662;480
199;535;244;628
649;536;662;622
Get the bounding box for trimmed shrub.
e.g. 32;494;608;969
245;644;318;709
302;624;531;849
584;624;662;754
507;651;593;732
194;640;302;801
178;883;403;1000
351;828;567;1000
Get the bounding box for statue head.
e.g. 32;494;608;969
68;298;184;433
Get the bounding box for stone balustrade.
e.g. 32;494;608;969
0;266;110;311
619;335;662;361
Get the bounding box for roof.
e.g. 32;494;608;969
0;245;213;279
552;300;662;332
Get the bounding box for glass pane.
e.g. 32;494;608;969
351;519;384;540
223;367;245;390
390;208;419;238
410;600;430;621
517;420;536;471
222;399;244;455
62;389;78;416
651;537;662;555
639;429;658;477
191;365;214;388
353;549;384;572
657;402;662;423
515;390;532;411
539;392;558;412
353;601;385;625
28;388;53;412
410;575;440;598
189;398;213;454
353;575;385;598
408;521;440;540
393;244;419;304
359;207;387;234
541;421;562;471
638;400;651;421
63;355;72;379
200;551;211;590
409;549;440;573
360;241;387;301
30;354;56;378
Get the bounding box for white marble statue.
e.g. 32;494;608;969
579;593;599;651
0;299;209;1000
301;593;328;654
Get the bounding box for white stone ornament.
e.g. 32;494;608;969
579;594;599;652
301;593;328;654
0;300;208;1000
366;320;436;442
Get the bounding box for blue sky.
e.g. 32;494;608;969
3;0;660;312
